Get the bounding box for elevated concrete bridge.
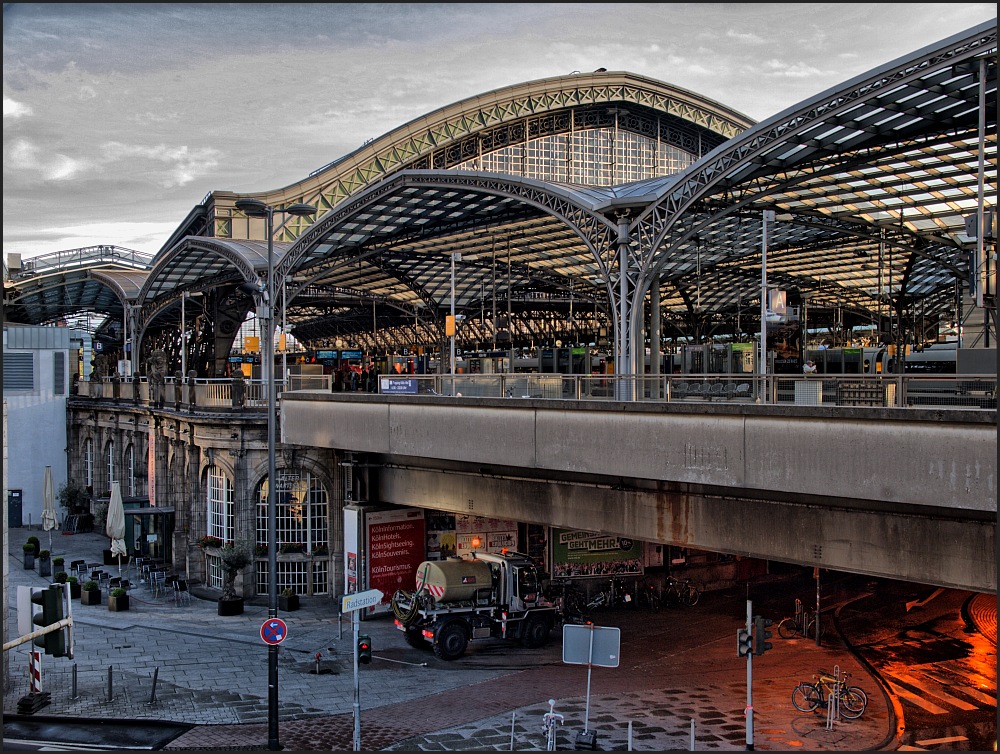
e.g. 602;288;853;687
283;394;997;594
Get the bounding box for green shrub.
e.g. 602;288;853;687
110;587;127;598
39;550;51;559
67;576;79;585
54;571;69;583
22;543;35;553
83;581;99;591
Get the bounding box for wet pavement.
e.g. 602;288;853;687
5;530;995;750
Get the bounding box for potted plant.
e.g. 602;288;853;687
67;576;82;599
218;541;253;616
279;542;305;555
27;536;41;556
52;556;65;572
38;550;52;577
108;586;129;612
311;545;328;557
198;535;223;550
81;580;102;605
278;587;300;612
58;478;91;515
22;543;35;570
53;570;69;585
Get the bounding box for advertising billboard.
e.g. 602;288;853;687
550;528;644;578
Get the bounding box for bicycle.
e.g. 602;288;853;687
792;670;868;719
544;579;590;624
586;575;633;611
541;698;564;751
635;578;661;612
664;575;700;606
778;598;825;639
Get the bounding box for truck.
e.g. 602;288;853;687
390;550;560;661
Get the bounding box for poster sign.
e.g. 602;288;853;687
454;515;517;557
365;508;425;614
550;528;644;578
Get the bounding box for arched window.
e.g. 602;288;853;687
207;465;234;542
255;470;329;595
205;465;235;591
106;439;116;491
83;438;93;490
125;444;135;497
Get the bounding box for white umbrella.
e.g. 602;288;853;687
41;466;59;551
106;481;128;575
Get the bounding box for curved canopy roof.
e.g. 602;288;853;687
4;21;995;359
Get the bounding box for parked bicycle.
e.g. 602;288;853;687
586;576;633;610
792;670;868;719
544;579;590;624
663;575;700;606
634;578;662;612
541;698;564;751
778;598;825;639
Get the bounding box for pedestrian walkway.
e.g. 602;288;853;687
5;528;955;751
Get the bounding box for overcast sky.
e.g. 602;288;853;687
3;3;995;261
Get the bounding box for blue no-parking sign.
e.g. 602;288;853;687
260;618;288;645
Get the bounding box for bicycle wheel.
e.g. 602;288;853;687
792;683;822;712
838;687;868;718
685;585;700;606
778;618;798;639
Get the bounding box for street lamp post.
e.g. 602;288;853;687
235;197;315;752
761;210;773;402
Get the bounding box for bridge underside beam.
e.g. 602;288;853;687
375;462;996;593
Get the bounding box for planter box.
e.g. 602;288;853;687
278;594;300;612
23;554;35;570
38;559;51;578
81;589;102;605
69;582;82;599
218;597;244;616
108;594;130;612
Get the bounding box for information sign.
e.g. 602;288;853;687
562;624;620;667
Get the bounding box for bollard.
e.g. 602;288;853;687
29;651;42;693
107;666;113;702
509;711;516;751
315;651;321;675
628;720;633;751
149;667;159;704
690;718;695;750
72;663;78;699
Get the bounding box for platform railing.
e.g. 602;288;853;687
77;372;995;410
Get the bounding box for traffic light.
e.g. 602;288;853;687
31;586;66;657
753;615;774;656
737;628;753;657
358;635;372;665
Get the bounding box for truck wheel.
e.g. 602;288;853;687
404;629;429;649
520;615;551;648
433;622;468;661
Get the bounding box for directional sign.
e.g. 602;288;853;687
260;618;288;645
341;588;384;613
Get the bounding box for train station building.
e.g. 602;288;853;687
3;21;996;604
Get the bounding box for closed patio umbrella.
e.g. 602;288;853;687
41;465;59;551
106;481;127;575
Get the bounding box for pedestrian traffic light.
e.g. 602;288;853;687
737;628;753;657
31;586;66;657
358;635;372;665
753;615;774;655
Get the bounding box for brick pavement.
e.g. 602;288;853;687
10;529;993;751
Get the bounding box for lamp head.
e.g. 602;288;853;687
283;203;316;217
235;198;269;217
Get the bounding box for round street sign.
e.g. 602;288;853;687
260;618;288;645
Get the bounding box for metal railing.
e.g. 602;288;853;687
77;372;995;410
